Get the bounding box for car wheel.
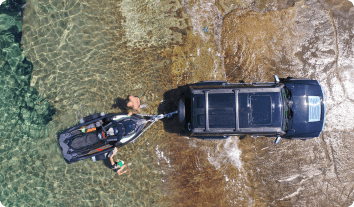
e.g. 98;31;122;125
178;99;185;123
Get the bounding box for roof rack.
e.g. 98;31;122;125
204;90;210;132
233;89;239;131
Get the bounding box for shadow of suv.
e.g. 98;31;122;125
178;75;326;143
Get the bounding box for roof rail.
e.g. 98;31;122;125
204;90;210;132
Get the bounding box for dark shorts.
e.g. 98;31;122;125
111;163;121;172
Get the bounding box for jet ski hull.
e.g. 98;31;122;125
57;113;146;164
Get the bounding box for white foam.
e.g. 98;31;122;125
278;174;300;182
349;201;354;207
0;0;5;5
155;144;171;167
0;201;5;207
279;187;304;200
207;137;242;170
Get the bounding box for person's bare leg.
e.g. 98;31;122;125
117;164;130;175
121;169;130;174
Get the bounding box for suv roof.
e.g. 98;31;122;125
178;76;326;142
189;83;285;135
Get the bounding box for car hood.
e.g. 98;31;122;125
286;81;326;137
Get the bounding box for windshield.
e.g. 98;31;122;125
282;87;293;131
282;88;289;130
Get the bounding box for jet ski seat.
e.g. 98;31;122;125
71;132;101;149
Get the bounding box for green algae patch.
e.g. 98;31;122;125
0;14;55;131
0;14;22;32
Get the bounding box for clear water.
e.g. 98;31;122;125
1;0;354;206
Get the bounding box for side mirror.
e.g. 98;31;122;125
274;133;281;144
274;75;280;83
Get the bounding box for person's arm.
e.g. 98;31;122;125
109;155;115;165
131;108;141;115
110;147;118;165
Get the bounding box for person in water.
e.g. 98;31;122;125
127;95;147;116
110;147;131;176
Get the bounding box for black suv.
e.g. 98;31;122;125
178;75;326;143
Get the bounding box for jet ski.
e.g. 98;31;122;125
57;111;177;164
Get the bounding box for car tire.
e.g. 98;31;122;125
178;99;185;123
